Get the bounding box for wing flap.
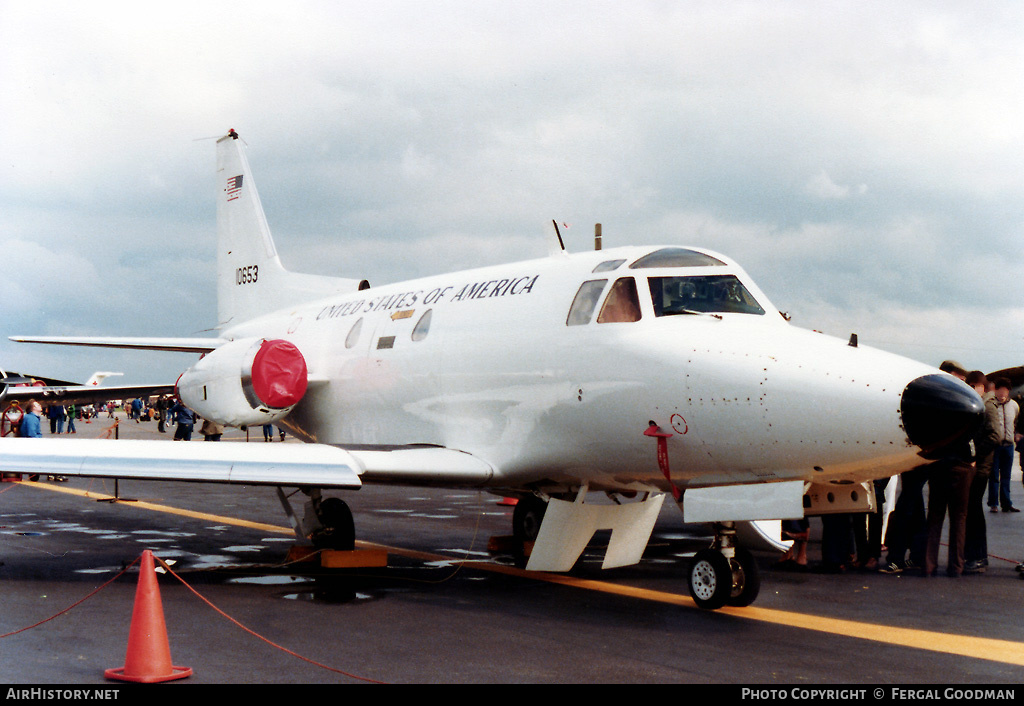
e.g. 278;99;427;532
347;446;494;487
0;438;362;489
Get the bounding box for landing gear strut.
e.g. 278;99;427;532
688;522;760;610
277;487;356;550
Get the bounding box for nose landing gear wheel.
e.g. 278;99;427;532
726;547;760;608
688;548;733;610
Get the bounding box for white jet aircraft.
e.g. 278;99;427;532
1;369;165;439
2;129;984;609
1;369;168;408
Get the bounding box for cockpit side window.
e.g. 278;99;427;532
648;275;765;316
597;277;642;323
566;279;607;326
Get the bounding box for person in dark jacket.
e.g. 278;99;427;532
169;399;195;441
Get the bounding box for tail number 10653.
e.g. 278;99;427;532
236;265;259;285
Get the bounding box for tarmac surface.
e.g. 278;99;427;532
3;414;1024;685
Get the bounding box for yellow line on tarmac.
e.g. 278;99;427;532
15;480;1024;668
14;480;293;535
474;566;1024;667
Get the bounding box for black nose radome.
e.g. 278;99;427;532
901;374;985;454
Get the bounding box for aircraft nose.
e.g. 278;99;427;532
900;374;985;454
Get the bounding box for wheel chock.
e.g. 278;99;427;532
487;535;533;556
105;550;192;683
320;548;387;569
287;544;387;567
286;545;321;563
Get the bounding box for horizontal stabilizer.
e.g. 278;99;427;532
0;438;362;489
10;336;224;353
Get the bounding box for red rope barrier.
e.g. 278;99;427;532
155;556;385;684
0;556;140;638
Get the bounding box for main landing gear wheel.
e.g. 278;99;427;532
310;497;356;551
512;495;548;543
688;548;733;610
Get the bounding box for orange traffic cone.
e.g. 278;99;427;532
105;550;192;683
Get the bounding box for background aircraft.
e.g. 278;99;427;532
2;130;984;609
0;368;172;409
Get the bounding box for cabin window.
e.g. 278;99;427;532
412;309;432;341
592;259;626;273
344;317;363;348
566;279;607;326
597;277;642;323
648;275;765;316
629;248;726;269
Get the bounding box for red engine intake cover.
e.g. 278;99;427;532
250;339;308;409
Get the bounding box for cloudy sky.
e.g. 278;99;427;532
1;1;1022;385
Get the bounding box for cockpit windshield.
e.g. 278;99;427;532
648;275;765;316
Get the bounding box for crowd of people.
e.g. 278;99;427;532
124;395;236;441
776;359;1024;580
41;403;103;434
11;395;290;445
10;396;207;442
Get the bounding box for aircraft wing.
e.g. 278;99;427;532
1;383;176;407
988;365;1024;387
0;440;493;489
0;438;362;488
0;370;80;387
9;336;225;353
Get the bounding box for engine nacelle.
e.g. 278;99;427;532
177;338;308;428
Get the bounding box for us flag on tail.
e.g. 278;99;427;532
226;175;243;201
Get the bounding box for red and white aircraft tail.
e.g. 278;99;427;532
84;372;123;386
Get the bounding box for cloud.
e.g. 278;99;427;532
804;170;868;200
1;1;1023;382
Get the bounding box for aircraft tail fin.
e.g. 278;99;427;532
84;372;123;386
215;130;367;327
